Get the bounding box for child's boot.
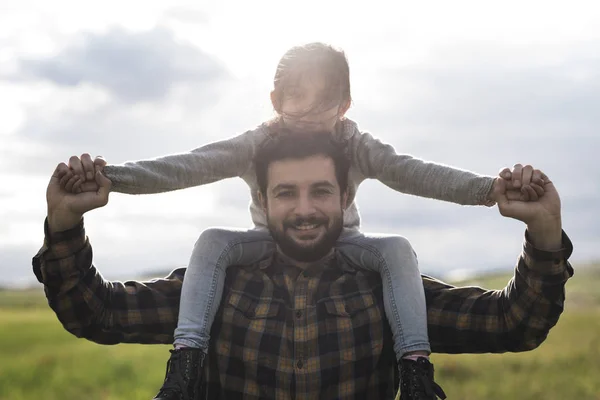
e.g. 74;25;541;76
399;357;447;400
152;348;205;400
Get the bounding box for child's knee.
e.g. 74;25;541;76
384;235;413;250
196;228;240;248
379;235;417;260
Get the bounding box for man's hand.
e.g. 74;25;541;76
495;169;562;251
47;157;111;233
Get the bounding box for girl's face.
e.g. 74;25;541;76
272;73;348;134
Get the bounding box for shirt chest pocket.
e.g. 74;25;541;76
319;293;386;362
219;292;283;362
226;292;281;319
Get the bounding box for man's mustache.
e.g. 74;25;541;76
283;216;328;229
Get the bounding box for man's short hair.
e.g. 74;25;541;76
254;130;350;196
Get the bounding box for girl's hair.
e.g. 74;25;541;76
271;42;352;118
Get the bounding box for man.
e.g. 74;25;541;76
34;134;573;399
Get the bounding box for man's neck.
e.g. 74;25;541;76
275;247;335;270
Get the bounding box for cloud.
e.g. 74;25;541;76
1;25;248;175
2;26;270;172
10;80;265;168
16;26;231;103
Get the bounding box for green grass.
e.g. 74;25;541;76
434;310;600;399
2;264;599;400
0;307;170;400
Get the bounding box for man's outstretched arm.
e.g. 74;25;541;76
33;218;181;345
425;229;573;353
36;158;182;345
426;167;572;353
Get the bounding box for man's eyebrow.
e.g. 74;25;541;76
311;181;336;189
271;183;296;192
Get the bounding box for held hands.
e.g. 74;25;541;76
488;164;547;204
46;155;111;233
60;153;109;194
492;165;562;250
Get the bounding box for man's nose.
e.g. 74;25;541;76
294;193;317;216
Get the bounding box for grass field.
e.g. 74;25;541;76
1;264;599;400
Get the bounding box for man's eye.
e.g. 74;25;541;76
276;191;294;198
313;189;331;197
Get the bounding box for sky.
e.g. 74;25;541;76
1;0;599;287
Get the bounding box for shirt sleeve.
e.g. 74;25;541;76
351;130;496;206
32;219;181;345
423;230;574;353
103;128;264;194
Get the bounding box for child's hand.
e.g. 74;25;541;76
501;164;547;201
58;166;84;194
502;163;546;190
489;164;546;203
59;154;108;193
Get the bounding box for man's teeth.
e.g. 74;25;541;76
294;224;319;230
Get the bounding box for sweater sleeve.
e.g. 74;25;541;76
104;128;263;194
351;131;495;205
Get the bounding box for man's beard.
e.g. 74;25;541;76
268;213;343;263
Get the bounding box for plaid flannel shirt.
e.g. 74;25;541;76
33;219;573;398
203;253;397;399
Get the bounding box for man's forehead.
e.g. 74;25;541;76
267;155;337;188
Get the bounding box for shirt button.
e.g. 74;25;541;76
296;359;303;369
296;310;302;319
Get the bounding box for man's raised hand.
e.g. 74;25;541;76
47;158;111;233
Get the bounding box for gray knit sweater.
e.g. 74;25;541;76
103;119;495;229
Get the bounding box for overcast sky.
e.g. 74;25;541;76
1;0;598;286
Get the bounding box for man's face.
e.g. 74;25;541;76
261;155;347;263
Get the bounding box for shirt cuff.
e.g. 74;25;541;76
44;217;86;253
32;218;88;283
522;229;574;278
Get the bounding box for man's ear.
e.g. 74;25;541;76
341;190;349;210
258;190;268;211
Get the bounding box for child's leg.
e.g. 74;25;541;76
173;227;274;349
336;229;430;359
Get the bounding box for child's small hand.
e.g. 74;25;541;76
502;163;546;190
58;166;84;194
500;164;546;201
489;164;546;203
59;154;108;193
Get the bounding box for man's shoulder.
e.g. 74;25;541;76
161;267;186;281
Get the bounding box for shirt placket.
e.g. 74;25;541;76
293;269;311;400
